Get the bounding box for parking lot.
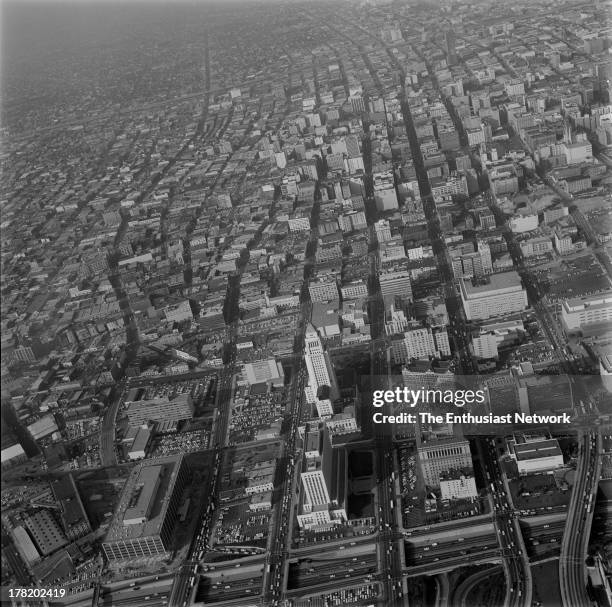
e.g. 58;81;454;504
149;428;211;456
508;472;572;510
211;502;269;549
229;382;287;444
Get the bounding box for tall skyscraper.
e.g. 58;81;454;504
301;470;331;508
304;324;338;402
297;426;347;529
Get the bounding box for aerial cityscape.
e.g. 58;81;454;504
1;0;611;606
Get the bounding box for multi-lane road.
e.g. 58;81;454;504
478;437;532;607
560;430;602;607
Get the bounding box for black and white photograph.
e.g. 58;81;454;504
1;0;612;605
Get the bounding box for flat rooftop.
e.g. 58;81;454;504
124;465;161;524
562;290;612;311
105;455;183;543
513;439;562;461
462;271;523;297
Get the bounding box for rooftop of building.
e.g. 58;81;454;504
512;439;562;461
104;455;184;543
462;270;523;295
419;437;470;452
562;290;612;310
439;467;475;481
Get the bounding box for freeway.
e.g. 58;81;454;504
403;549;502;578
290;533;375;556
287;553;378;592
405;532;499;566
478;437;533;607
97;576;174;607
559;430;602;607
404;520;495;544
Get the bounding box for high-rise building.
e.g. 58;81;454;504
51;475;92;541
301;470;331;508
297;427;347;529
561;291;612;334
459;271;528;321
304;324;338;402
102;455;188;561
305;324;331;390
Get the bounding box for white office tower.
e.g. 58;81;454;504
305;324;331;391
301;471;331;510
297;427;347;529
304;324;338;401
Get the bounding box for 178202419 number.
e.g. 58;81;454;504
8;588;67;599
